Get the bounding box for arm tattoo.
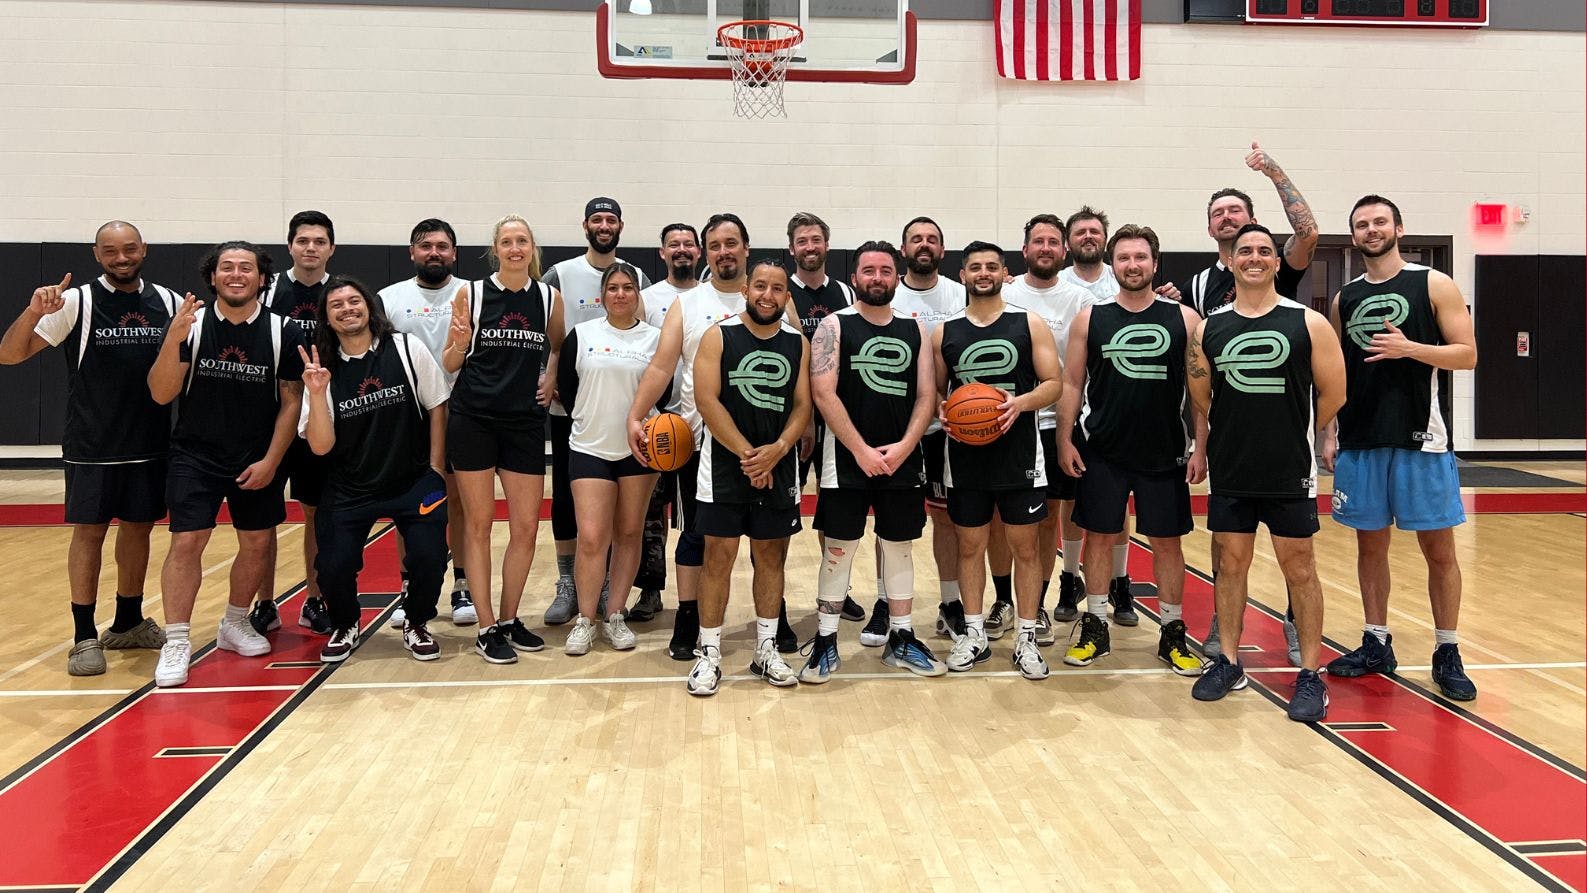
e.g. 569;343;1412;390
1272;174;1318;240
1187;334;1209;380
810;325;838;378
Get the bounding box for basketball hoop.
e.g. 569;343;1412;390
717;20;803;119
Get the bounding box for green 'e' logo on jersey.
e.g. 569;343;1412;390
1213;331;1290;394
849;336;913;396
955;340;1017;391
1100;323;1170;380
1345;293;1410;350
727;350;792;411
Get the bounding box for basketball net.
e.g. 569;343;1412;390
718;21;803;119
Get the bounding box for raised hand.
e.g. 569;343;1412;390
30;273;71;316
166;292;201;343
447;288;472;352
299;344;330;396
1245;140;1281;179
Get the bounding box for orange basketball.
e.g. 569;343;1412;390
943;382;1007;446
641;412;694;472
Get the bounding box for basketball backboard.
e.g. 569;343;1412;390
597;0;916;84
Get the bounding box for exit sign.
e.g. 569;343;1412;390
1247;0;1488;27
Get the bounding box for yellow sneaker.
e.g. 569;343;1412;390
1158;619;1205;677
1063;613;1110;667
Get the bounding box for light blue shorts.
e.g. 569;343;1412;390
1331;448;1466;532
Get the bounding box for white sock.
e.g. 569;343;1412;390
166;622;190;643
1160;602;1183;623
888;599;912;631
1018;617;1037;636
756;617;777;647
699;626;722;650
1062;539;1082;574
965;613;985;634
224;604;246;624
1112;543;1128;579
1366;624;1390;644
940;580;961;604
817;606;842;636
876;577;887;601
1434;628;1458;646
1086;594;1109;619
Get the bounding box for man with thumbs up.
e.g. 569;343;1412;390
0;222;180;676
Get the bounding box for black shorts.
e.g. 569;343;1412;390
568;449;654;482
1039;427;1079;501
1207;493;1320;538
283;437;328;507
1070;442;1192;538
946;487;1047;528
548;413;576;540
923;429;948;509
165;452;287;533
814;486;926;541
447;411;546;475
64;460;167;525
672;450;701;534
695;500;802;540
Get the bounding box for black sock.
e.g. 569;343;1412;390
1038;579;1049;610
678;600;698;617
71;603;97;642
453;564;466;581
109;594;144;633
992;574;1012;604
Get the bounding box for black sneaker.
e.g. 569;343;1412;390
859;598;889;647
1062;613;1112;667
669;602;700;661
627;588;664;623
1055;571;1083;623
449;587;478;626
1287;668;1330;722
798;632;841;683
475;626;517;664
299;597;332;635
248;599;280;636
840;594;867;621
775;600;798;654
1157;619;1205;677
1109;577;1138;627
1192;655;1248;701
1431;643;1477;701
1327;631;1397;677
935;600;967;640
501;617;545;652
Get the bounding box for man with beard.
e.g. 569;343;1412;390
1322;195;1478;701
380;218;475;628
0;221;177;675
542;198;652;628
890;216;969;644
684;260;811;695
148;241;306;687
801;241;944;682
1058;206;1120;300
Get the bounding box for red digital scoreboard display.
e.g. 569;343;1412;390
1246;0;1488;27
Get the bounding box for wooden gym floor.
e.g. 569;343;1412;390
0;463;1582;892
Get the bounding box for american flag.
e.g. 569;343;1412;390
996;0;1142;82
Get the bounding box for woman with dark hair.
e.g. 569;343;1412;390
301;276;452;662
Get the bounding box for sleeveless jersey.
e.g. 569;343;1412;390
1201;299;1317;499
675;283;745;441
1002;275;1092;430
322;334;440;508
174;304;305;476
820;307;924;490
939;307;1045;492
1336;264;1450;452
697;318;803;507
450;275;551;423
265;271;327;334
642;280;690;414
789;275;853;341
1079;297;1190;473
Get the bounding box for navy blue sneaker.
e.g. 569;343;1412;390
248;599;280;636
798;632;841;684
883;628;948;677
299;596;333;636
1431;643;1477;701
1327;631;1397;677
1192;655;1248;701
1287;668;1329;722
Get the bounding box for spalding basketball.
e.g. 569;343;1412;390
943;382;1007;446
641;412;694;472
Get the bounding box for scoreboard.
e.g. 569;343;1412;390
1246;0;1488;27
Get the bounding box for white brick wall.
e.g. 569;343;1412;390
2;2;1582;452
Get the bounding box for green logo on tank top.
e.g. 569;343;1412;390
1100;323;1171;380
1345;293;1410;350
727;350;793;411
955;340;1017;391
1213;331;1291;394
849;336;913;397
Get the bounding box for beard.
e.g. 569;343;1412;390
713;259;741;282
668;255;697;278
103;264;142;287
586;229;620;254
217;288;258;308
745;302;782;326
1071;243;1104;265
1358;233;1399;258
415;260;452;286
858;284;895;307
966;280;1001;299
906;252;939;277
797;252;825;273
1025;255;1060;279
1116;270;1153;292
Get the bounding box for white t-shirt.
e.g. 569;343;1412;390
642;280;691;413
380;276;464;383
1059;264;1120;302
674;282;745;442
1002;275;1093;430
563;318;663;461
892;275;966;434
545;255;651;416
297;333;449;435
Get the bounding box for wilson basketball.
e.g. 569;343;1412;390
943;382;1006;446
641;412;693;472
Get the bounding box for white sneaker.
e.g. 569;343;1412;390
155;639;191;687
946;629;989;673
603;614;637;651
1012;631;1050;680
565;616;596;656
750;638;798;687
686;645;722;696
390;578;410;629
216;618;271;657
450;579;477;626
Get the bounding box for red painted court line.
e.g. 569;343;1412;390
0;529;401;889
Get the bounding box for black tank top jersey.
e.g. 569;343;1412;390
323;335;432;509
789;277;852;341
267;272;326;334
939;307;1045;492
1079;297;1190;474
1336;265;1451;452
1180;256;1305;318
1201;299;1317;499
450;276;551;423
174;305;306;476
698;318;804;507
59;279;177;463
821;307;924;490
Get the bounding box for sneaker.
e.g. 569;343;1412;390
545;578;578;626
1063;613;1111;667
1431;643;1477;701
1327;631;1398;677
985;600;1015;640
1109;577;1138;627
1287;668;1330;722
402;622;440;661
686;645;722;696
155;639;191;687
883;628;948;677
1157;619;1204;677
217;618;271;657
1034;608;1056;647
502;617;545;653
935;600;967;640
1012;631;1050;680
101;617;164;650
775;601;798;654
604;614;637;651
299;597;332;635
945;628;990;672
67;639;106;676
320;626;358;663
1054;571;1083;622
1283;607;1302;668
749;638;799;687
475;626;517;664
566;616;597;656
248;599;280;635
1191;654;1248;701
627;588;663;623
859;598;889;647
668;604;699;661
389;578;410;628
450;581;478;626
1202;613;1221;659
799;632;841;684
841;594;866;621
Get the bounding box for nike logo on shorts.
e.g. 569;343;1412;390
419;490;447;515
1027;505;1041;514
